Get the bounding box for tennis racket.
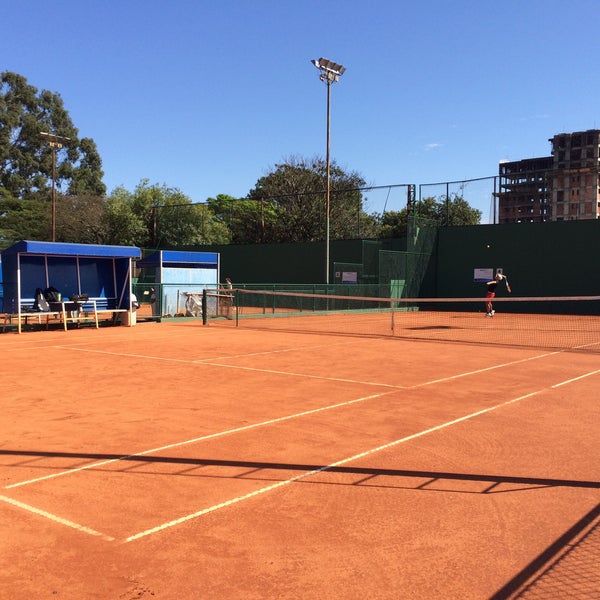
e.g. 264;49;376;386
505;277;511;294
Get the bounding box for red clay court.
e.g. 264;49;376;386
1;316;599;599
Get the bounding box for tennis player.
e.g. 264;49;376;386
485;273;506;317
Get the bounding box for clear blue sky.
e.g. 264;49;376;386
3;0;600;223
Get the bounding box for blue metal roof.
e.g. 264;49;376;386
137;250;218;268
2;240;141;258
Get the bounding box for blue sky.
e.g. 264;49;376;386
3;0;600;223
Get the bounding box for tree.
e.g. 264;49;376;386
207;194;276;244
378;209;408;238
376;194;482;239
104;180;230;248
412;194;481;228
442;194;481;226
0;193;49;246
102;187;147;246
0;71;106;201
56;194;108;244
244;156;379;243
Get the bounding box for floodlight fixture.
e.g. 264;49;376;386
311;57;346;284
311;58;346;78
39;131;71;242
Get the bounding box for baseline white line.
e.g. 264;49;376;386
125;389;543;543
5;391;396;490
0;494;114;541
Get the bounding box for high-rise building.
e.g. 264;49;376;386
497;129;600;223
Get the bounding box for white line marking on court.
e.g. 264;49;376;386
207;340;354;361
58;344;564;390
124;388;544;543
53;346;403;388
0;494;114;541
413;351;561;387
5;391;397;490
6;350;571;491
551;368;600;388
54;346;196;364
197;360;403;387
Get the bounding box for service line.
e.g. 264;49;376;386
0;494;114;541
124;388;544;543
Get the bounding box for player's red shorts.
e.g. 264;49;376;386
486;292;495;299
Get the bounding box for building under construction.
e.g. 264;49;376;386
497;129;600;223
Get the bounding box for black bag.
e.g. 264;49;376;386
44;286;61;302
33;288;51;312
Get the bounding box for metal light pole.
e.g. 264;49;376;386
311;58;345;284
40;131;70;242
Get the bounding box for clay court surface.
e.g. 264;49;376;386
1;317;599;599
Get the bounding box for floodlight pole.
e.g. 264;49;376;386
40;131;70;242
312;58;345;285
325;79;332;284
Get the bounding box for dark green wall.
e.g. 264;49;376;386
437;220;600;298
196;238;402;285
183;219;600;297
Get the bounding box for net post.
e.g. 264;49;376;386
202;289;207;325
234;289;239;326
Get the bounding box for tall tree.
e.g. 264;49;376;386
0;71;106;201
56;194;108;244
207;194;276;244
244;156;379;243
377;194;482;239
105;180;230;248
0;193;49;246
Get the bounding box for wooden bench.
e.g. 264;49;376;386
89;297;131;325
2;297;134;333
2;309;65;333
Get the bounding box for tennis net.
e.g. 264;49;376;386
215;289;600;352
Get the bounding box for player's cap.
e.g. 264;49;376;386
496;273;503;280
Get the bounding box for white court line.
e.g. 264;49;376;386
125;364;600;543
56;344;560;389
551;368;600;388
5;391;396;490
416;351;561;386
6;349;563;491
0;494;114;541
53;345;401;388
125;388;543;543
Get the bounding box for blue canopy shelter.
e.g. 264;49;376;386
136;250;219;316
1;241;141;329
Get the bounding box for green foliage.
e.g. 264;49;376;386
0;195;50;243
0;71;106;201
56;194;108;244
243;156;379;243
103;188;147;246
413;193;481;228
376;193;481;239
378;210;408;238
105;180;230;248
207;194;275;244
